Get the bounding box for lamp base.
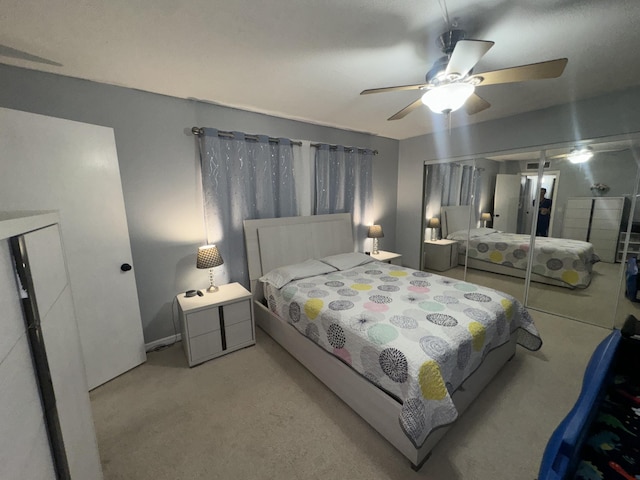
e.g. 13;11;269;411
372;238;380;255
430;229;438;241
207;268;218;293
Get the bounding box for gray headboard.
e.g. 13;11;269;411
441;206;472;239
243;213;354;294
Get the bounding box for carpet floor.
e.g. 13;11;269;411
90;310;611;480
441;261;625;329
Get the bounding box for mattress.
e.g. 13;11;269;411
262;261;541;448
449;229;598;288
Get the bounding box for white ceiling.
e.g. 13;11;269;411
2;0;640;140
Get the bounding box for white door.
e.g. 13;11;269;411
494;174;521;232
0;107;146;389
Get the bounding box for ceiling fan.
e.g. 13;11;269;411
360;28;568;121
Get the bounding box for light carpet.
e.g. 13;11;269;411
441;261;624;329
90;311;610;480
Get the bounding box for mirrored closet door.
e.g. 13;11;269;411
421;133;640;329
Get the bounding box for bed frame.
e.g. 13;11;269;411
441;206;572;288
244;213;517;469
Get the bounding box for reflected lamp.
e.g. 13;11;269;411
367;225;384;255
197;244;224;292
480;212;492;227
427;217;440;241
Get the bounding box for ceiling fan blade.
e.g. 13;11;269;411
465;92;491;115
388;98;423;121
445;40;494;78
361;84;427;95
471;58;568;86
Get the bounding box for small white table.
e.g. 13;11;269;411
176;282;255;367
370;250;402;265
423;239;458;272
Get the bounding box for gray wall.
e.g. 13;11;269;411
398;87;640;269
0;64;399;344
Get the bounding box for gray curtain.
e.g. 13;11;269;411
199;128;298;287
424;162;478;235
459;165;475;205
314;145;373;251
424;163;456;222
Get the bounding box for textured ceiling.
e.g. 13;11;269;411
2;0;640;140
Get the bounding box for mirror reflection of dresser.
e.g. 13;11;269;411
562;196;626;263
423;239;458;272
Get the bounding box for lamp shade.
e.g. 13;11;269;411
480;212;492;222
427;218;440;228
421;83;475;114
367;225;384;238
197;245;224;269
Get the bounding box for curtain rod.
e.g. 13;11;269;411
191;127;302;146
311;142;378;155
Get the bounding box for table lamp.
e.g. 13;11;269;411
367;225;384;255
481;212;492;227
427;218;440;241
197;244;224;292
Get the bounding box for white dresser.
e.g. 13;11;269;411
177;282;255;367
562;196;626;263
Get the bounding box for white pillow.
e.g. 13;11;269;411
447;228;500;240
259;259;337;289
319;252;375;271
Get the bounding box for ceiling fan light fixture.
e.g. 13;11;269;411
568;146;594;164
421;83;475;114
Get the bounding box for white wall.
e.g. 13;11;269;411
397;87;640;269
0;64;399;345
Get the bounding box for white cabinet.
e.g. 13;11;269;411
618;231;640;262
370;250;402;265
423;239;458;272
177;283;255;367
562;196;625;263
0;212;103;480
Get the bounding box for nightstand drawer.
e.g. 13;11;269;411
189;331;223;364
225;319;253;348
186;308;221;338
223;300;251;326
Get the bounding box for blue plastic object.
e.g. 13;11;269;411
538;330;621;480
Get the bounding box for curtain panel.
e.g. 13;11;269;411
314;144;373;251
198;128;298;287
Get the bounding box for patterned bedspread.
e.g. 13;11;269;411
263;261;541;448
458;231;598;288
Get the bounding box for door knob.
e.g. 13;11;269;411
120;263;132;272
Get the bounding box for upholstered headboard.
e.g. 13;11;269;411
243;213;354;295
441;206;472;239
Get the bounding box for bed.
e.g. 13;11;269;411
244;213;541;469
441;206;599;289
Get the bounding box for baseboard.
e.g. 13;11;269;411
145;333;181;352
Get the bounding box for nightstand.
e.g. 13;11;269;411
423;240;458;272
176;282;255;367
370;250;402;265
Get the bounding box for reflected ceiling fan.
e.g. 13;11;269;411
361;27;568;120
549;145;629;163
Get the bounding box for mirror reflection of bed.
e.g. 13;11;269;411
421;134;640;329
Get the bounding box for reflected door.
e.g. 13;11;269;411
494;174;521;232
